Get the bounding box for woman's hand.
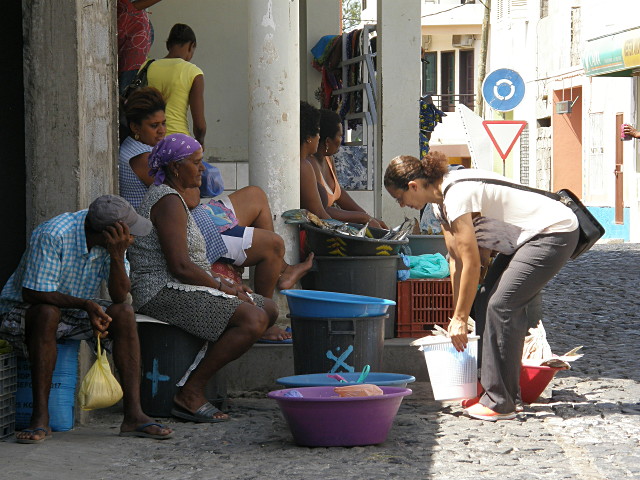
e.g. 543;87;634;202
219;278;255;305
369;218;389;230
448;316;468;352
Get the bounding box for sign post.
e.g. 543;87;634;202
482;120;527;175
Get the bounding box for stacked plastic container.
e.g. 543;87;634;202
0;352;17;439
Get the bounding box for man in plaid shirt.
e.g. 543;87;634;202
0;195;173;443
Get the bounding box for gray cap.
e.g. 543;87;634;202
87;195;152;237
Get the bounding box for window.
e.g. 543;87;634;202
459;50;474;109
422;52;437;96
440;51;455;112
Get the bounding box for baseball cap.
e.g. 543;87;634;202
87;195;152;236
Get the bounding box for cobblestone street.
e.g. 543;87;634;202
1;244;639;479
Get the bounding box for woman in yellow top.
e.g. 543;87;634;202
146;23;206;147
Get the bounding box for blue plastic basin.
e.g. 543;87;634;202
281;289;395;318
276;372;416;388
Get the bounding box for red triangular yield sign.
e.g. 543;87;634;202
482;120;527;160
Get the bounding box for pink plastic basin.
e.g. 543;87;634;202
520;365;564;404
268;386;412;447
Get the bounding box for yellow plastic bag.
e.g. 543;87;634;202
78;337;123;410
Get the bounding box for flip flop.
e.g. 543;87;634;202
119;422;173;440
16;428;52;444
257;326;293;344
171;402;230;423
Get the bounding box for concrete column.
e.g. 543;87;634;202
23;0;118;232
248;0;301;264
376;0;422;227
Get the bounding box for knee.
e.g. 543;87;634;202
268;232;285;257
262;298;279;326
106;303;136;332
245;185;268;204
242;308;271;337
25;304;61;336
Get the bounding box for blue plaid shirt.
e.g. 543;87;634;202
119;136;151;209
0;210;127;314
191;204;228;264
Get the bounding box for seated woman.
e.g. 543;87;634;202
128;133;279;422
299;102;387;229
120;87;311;341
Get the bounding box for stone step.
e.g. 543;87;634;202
219;338;429;393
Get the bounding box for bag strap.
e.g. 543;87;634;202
135;58;155;81
443;177;561;202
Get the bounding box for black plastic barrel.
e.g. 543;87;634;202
290;314;386;375
300;256;400;338
137;321;226;417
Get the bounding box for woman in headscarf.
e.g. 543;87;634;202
128;133;279;422
120;87;312;342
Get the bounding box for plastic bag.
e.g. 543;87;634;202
199;161;225;198
334;384;383;397
408;253;450;279
78;337;123;410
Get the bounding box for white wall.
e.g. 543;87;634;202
147;0;340;192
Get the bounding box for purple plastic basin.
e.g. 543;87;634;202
268;386;412;447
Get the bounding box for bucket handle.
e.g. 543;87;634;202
328;319;355;335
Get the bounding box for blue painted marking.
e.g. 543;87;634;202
326;345;354;373
145;358;170;397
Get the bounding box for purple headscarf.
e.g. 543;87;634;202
148;134;202;186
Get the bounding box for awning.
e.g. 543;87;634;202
583;27;640;77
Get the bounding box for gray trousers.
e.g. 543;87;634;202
474;229;579;413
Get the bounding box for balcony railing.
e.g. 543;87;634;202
430;94;476;112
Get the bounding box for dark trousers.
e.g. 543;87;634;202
473;229;579;413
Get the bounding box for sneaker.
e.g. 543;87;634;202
464;403;516;421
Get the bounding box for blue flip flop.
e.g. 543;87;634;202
119;422;173;439
257;326;293;344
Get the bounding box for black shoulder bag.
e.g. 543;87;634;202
123;59;155;99
443;178;605;259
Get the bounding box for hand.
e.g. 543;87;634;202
369;218;389;230
623;124;639;138
103;221;134;259
84;300;112;339
448;316;468;352
219;279;255;305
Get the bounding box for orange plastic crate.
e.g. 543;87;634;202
396;278;454;338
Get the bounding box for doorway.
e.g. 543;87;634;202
552;87;582;197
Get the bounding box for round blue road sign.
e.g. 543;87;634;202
482;68;525;112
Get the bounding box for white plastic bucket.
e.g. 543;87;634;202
413;335;479;401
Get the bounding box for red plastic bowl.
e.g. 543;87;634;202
268;386;412;447
520;365;564;404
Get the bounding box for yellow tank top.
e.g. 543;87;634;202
145;58;204;136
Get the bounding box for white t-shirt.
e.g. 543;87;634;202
440;169;578;246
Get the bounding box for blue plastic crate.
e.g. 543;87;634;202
0;393;15;439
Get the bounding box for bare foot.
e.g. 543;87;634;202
260;325;292;342
277;252;314;290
